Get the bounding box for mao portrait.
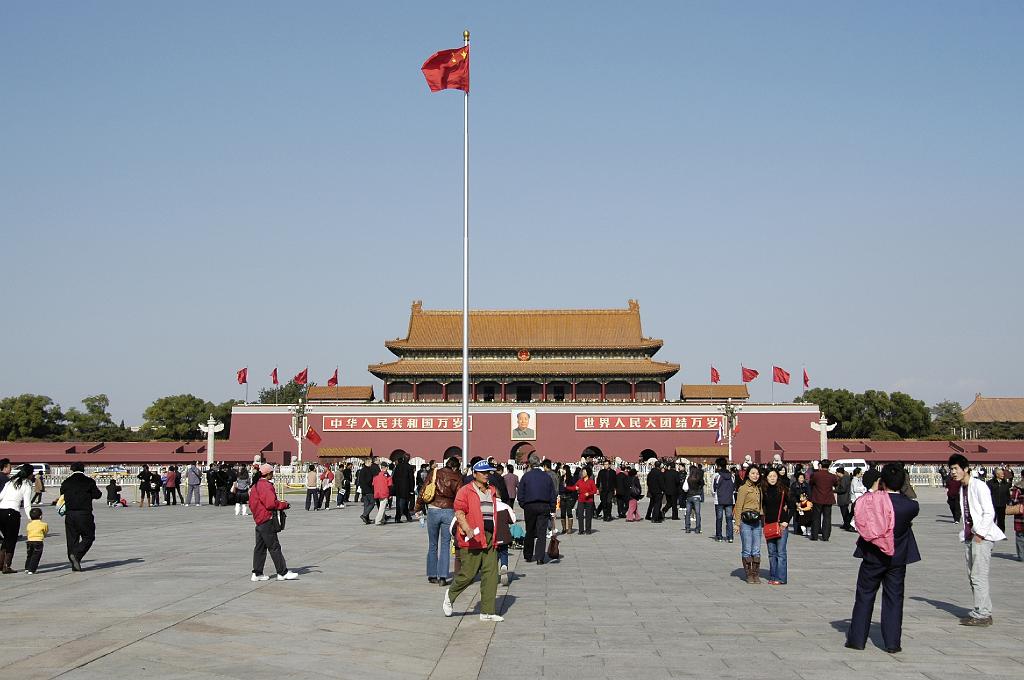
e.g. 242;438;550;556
511;410;536;441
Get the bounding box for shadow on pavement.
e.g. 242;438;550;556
909;596;970;618
829;619;886;649
84;558;145;570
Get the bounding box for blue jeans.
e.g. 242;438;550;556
499;545;509;569
740;520;762;558
715;504;734;540
426;507;455;579
685;497;702;532
766;528;788;582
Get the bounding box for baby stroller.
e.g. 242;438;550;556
509;522;526;550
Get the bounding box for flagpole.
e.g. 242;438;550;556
460;29;470;470
771;364;775;404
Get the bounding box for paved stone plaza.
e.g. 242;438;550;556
1;488;1021;680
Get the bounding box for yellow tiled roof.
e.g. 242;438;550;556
385;300;664;352
963;395;1024;423
680;384;750;400
305;386;375;402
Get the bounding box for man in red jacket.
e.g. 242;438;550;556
810;461;839;542
442;460;504;622
248;464;298;582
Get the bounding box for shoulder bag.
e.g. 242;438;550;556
419;468;438;504
763;491;785;540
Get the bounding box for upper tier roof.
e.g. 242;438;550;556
384;300;664;352
368;357;680;379
963;395;1024;423
305;386;375;402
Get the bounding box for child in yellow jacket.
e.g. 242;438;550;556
25;507;48;574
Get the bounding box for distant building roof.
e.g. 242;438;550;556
674;446;727;460
680;384;750;401
316;447;373;459
384;299;664;352
305;386;375;402
963;395;1024;423
369;358;679;379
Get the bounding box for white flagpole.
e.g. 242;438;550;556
461;29;470;469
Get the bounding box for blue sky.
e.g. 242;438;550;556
2;2;1022;424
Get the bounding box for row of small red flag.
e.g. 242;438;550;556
235;367;338;387
711;365;810;388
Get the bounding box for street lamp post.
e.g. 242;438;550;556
288;399;307;464
719;398;743;464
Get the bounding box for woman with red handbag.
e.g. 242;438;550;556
763;469;793;585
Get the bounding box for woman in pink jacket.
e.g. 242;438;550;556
373;466;393;526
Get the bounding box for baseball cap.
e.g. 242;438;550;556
472;460;496;473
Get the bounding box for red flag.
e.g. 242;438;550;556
327;368;338;387
236;367;247;385
803;368;810;389
270;368;279;385
305;426;322;445
421;45;470;93
773;366;791;385
741;366;759;383
710;366;721;384
293;368;308;385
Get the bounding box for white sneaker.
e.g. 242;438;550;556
25;571;34;575
277;571;299;581
479;614;504;622
442;589;453;616
499;564;509;586
251;573;269;582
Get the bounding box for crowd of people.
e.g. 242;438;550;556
2;450;1022;647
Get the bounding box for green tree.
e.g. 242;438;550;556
888;392;931;438
930;399;965;437
65;394;119;440
797;388;860;438
141;394;214;441
0;394;65;440
257;380;309;405
211;399;241;439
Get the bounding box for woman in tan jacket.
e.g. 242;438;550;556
734;465;764;584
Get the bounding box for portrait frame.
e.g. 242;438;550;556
510;409;537;441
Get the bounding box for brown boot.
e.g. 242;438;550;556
751;558;761;584
1;550;17;574
561;518;568;534
742;557;753;583
567;518;574;535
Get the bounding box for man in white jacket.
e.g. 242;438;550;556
949;454;1005;626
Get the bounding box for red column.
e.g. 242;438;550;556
500;383;507;402
659;382;665;401
571;382;577;401
541;383;547;402
384;382;390;402
471;383;477;401
442;383;448;401
630;382;637;402
412;383;419;402
600;382;607;402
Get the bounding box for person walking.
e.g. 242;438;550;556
31;472;45;505
559;465;579;534
418;456;462;587
304;464;319;511
835;467;853;531
734;465;763;584
987;467;1011;533
373;465;393;525
762;468;792;585
442;460;504;622
661;462;681;521
949;453;1004;626
572;466;598;535
1008;477;1024;561
137;464;153;508
392;455;416;522
248;464;297;582
810;461;839;541
946;475;963;523
596;460;616;522
517;454;557;564
339;463;352;507
0;464;36;573
684;464;704;534
357;459;380;524
23;507;48;574
186;462;203;507
713;458;736;543
845;463;921;653
59;462;103;571
502;464;519;505
625;468;643;521
645;461;665;523
615;465;630;518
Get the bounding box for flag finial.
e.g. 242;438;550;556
464;30;470;41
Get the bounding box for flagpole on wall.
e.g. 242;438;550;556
460;29;471;469
771;365;775;404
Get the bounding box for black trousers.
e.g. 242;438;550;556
995;506;1006;532
847;559;906;650
65;511;96;562
0;508;20;552
396;495;412;520
663;493;679;520
838;502;851;529
947;495;962;522
811;503;833;540
522;502;551;563
164;487;177;505
598;494;614;520
253;521;288;576
646;493;664;521
25;541;43;572
305;489;318;511
576;501;594;533
208;485;216;505
616;495;628;518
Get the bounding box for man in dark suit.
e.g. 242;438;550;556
661;463;681;520
357;459;381;525
645;461;664;523
845;464;921;653
59;462;102;571
392;455;416;522
809;461;839;541
614;466;630;518
596;461;617;522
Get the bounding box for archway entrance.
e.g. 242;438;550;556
640;449;659;462
581;446;604;461
511;441;536;464
443;446;462;462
